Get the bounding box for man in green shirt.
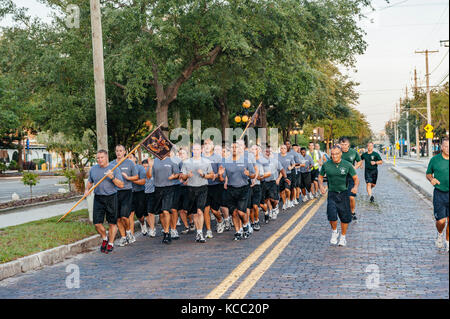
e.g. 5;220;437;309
340;137;362;221
426;137;449;252
361;142;383;203
319;145;359;247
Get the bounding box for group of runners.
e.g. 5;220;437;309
85;133;448;254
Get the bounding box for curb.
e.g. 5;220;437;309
0;221;143;281
389;167;432;200
0;196;82;215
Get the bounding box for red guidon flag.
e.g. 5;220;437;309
248;104;263;128
141;126;174;160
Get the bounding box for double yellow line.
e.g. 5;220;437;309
205;196;326;299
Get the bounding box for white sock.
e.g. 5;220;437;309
109;242;114;247
102;237;107;241
341;235;346;239
126;230;131;236
121;236;126;240
197;229;202;234
332;229;338;234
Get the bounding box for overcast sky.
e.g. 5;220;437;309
1;0;449;134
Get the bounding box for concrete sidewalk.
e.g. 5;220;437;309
0;199;87;229
386;158;433;199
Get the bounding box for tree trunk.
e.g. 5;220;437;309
17;144;23;172
218;96;229;142
156;100;169;132
174;108;181;128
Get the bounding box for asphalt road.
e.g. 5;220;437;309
0;165;447;299
0;176;67;203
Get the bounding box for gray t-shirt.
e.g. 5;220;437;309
262;156;283;182
222;158;256;188
132;164;147;192
253;159;265;186
278;153;295;174
299;154;314;173
181;157;213;187
288;149;301;173
145;176;155;194
152;157;180;187
88;163;124;196
170;156;183;186
202;153;223;185
110;159;138;190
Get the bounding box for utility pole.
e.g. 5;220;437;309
415;49;438;157
90;0;108;152
394;103;399;159
399;98;403;157
414;68;420;159
405;86;410;157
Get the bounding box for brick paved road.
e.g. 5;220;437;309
0;164;448;298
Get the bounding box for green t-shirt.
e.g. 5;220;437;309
426;153;449;192
342;149;361;166
361;151;382;171
320;159;357;192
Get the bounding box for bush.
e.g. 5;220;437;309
8;160;18;170
63;168;77;192
22;172;40;201
0;162;6;174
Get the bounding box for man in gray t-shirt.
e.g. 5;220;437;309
180;144;214;243
111;145;139;246
85;150;124;254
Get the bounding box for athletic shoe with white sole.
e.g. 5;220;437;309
205;230;214;239
171;229;180;240
127;233;136;244
234;232;242;241
308;193;314;200
196;232;206;243
302;197;308;203
436;232;445;249
264;213;270;224
225;218;231;231
216;221;225;234
181;227;190;235
338;236;347;247
141;222;148;236
148;228;156;238
243;226;250;239
189;223;195;231
253;221;261;231
282;203;287;210
100;239;108;253
118;237;128;247
330;231;339;245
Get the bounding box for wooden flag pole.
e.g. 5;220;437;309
239;101;262;140
57;124;163;223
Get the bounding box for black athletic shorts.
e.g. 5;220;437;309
206;184;224;211
300;172;312;190
296;171;302;188
171;184;183;211
185;185;208;215
117;189;133;218
263;180;279;201
346;175;357;197
279;175;291;191
365;169;378;185
93;193;118;225
145;192;155;214
227;185;250;214
153;186;174;215
327;191;352;224
222;188;229;208
249;184;262;207
433;188;449;221
131;190;147;218
178;186;189;211
311;169;319;181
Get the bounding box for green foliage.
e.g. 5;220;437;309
22;172;39;199
63;168;77;192
8;160;18;170
0;161;6;173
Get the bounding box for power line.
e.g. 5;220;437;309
430;49;450;75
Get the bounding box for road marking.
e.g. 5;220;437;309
228;196;326;299
204;198;321;299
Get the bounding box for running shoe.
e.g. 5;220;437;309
293;199;299;206
330;231;339;245
264;213;270;224
352;213;358;221
127;233;136;244
224;218;231;231
308;193;314;200
181;227;190;235
171;229;180;240
234;232;242;241
370;195;374;203
253;221;261;231
141;222;148;236
248;224;254;234
302;196;308;203
206;230;214;239
198;232;206;243
243;226;250;239
282;203;287;210
436;233;445;249
315;192;320;198
338;236;347;247
105;243;114;254
118;237;128;247
100;239;108;253
162;232;171;244
217;221;225;234
189;223;195;231
148;228;156;237
271;210;278;220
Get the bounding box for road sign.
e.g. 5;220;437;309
426;132;434;139
424;124;434;132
